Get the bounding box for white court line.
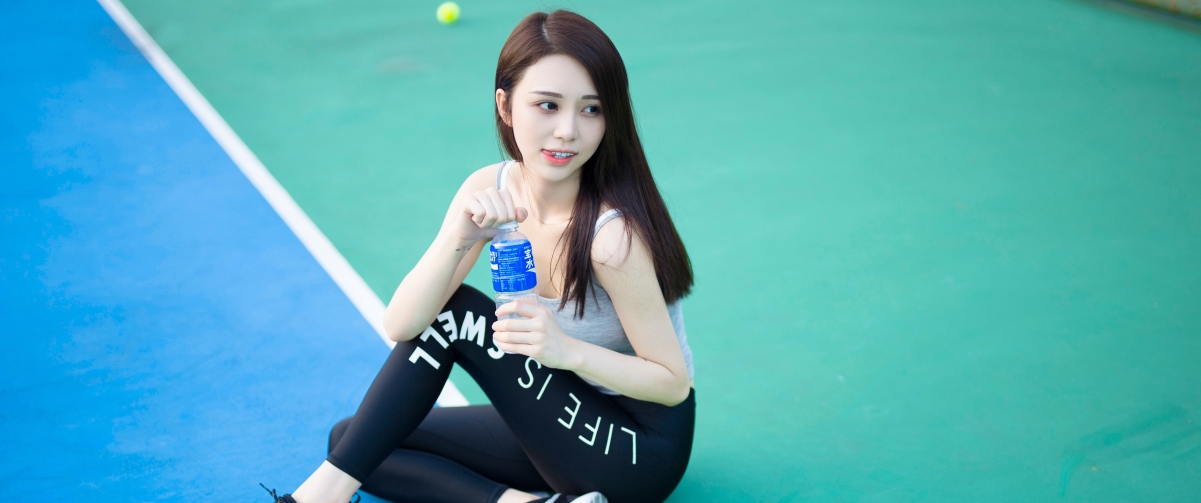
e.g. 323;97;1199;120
97;0;469;407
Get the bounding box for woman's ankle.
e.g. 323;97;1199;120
497;488;542;503
291;461;362;503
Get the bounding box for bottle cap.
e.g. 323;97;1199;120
498;221;518;230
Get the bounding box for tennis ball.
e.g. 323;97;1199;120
436;2;460;25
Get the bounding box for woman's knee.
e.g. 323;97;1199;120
446;283;493;312
440;284;500;350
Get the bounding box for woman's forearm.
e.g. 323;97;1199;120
565;338;692;406
383;233;475;341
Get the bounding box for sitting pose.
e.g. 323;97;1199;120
264;10;697;503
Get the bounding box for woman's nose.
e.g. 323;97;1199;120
553;113;578;142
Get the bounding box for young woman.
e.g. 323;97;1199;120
261;10;696;503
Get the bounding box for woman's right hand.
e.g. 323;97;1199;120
453;187;528;245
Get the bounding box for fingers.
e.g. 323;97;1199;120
468;192;497;227
494;299;544;319
492;300;549;337
492;329;537;345
465;197;487;226
492;337;531;356
492;299;559;362
484;188;512;223
497;190;517;223
492;315;539;333
467;188;522;229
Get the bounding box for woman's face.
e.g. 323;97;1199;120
497;54;605;184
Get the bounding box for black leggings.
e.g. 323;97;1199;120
325;285;696;503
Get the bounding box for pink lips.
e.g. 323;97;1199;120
542;149;575;165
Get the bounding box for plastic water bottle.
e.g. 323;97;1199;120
490;221;538;324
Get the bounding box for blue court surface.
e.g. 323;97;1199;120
2;1;398;500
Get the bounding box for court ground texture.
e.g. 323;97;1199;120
3;0;1200;501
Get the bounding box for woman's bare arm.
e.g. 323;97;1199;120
492;217;691;406
383;164;512;341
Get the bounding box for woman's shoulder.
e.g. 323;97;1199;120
590;208;636;269
457;161;507;193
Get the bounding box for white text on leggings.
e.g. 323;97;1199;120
529;358;637;465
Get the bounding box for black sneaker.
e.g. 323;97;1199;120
258;483;361;503
534;492;608;503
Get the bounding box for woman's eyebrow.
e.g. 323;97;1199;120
530;90;600;100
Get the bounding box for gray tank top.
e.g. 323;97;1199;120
497;161;694;395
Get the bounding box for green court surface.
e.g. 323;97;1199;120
120;0;1200;500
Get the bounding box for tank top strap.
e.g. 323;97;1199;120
496;160;514;191
594;208;622;236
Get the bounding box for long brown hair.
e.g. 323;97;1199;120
495;10;693;318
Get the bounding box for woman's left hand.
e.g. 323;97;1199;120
493;298;579;370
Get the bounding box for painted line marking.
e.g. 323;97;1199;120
95;0;468;407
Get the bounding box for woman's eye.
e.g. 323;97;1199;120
539;102;558;111
584;105;602;115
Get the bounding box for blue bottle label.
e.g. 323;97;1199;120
490;239;537;292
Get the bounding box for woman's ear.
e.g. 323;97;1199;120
495;89;512;127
